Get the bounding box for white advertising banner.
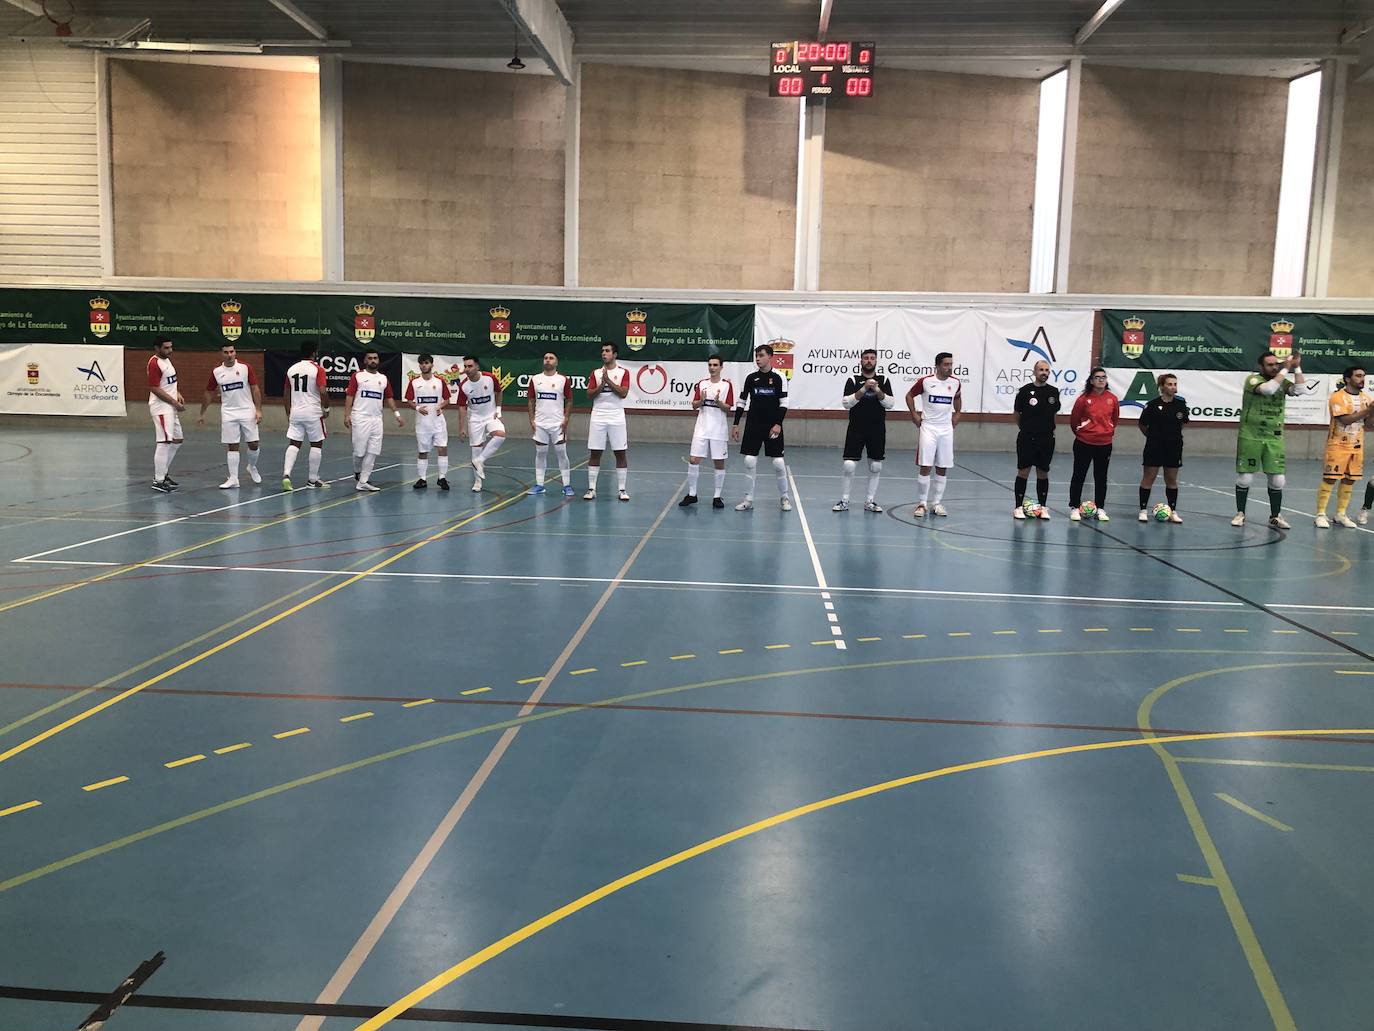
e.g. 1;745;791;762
0;344;124;416
753;306;1094;413
1106;367;1334;424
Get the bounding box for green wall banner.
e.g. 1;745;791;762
0;288;754;361
1102;310;1374;373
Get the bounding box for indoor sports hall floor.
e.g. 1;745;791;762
1;425;1372;1031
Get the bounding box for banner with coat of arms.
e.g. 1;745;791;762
0;343;125;416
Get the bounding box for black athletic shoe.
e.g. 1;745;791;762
712;497;724;509
164;476;178;487
354;472;360;482
151;479;172;493
679;494;698;507
437;477;450;491
413;478;427;489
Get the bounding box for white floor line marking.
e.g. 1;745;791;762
12;465;400;562
1192;482;1374;536
789;471;847;649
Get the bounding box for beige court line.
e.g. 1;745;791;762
273;728;310;740
1177;873;1217;887
82;776;129;792
1334;670;1374;676
1177;756;1374;775
295;484;684;1031
1214;792;1293;832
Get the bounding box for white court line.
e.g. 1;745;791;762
1191;482;1374;536
788;471;847;650
12;465;400;563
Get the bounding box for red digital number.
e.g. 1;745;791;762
837;42;850;62
775;48;789;64
858;48;871;64
845;76;872;96
777;76;804;96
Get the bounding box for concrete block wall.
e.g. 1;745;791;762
820;70;1039;292
342;63;565;286
578;64;798;290
1068;66;1288;296
109;60;322;280
1329;79;1374;297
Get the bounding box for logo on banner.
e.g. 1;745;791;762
490;306;512;348
1269;319;1295;359
1006;325;1058;364
354;303;377;344
25;362;39;385
489;365;516;394
89;297;111;338
221;300;243;340
625;310;648;352
78;359;106;381
769;338;796;380
1121;317;1146;360
636;364;669;395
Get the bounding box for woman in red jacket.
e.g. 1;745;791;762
1068;367;1120;521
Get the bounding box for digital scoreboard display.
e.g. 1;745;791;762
769;41;875;98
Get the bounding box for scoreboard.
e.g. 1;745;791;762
769;41;875;98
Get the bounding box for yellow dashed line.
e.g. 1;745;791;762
993;630;1017;636
948;632;971;638
0;800;41;819
1223;629;1249;634
340;712;374;723
516;677;542;685
621;660;648;667
1177;628;1202;633
811;640;837;646
213;743;251;755
1272;629;1299;635
1083;628;1108;633
1038;629;1061;634
718;648;744;655
1334;670;1374;676
164;754;206;769
569;668;597;676
82;776;129;792
1331;631;1358;637
902;633;926;639
460;687;492;696
856;637;881;643
273;728;310;740
670;654;695;661
1130;627;1155;632
765;644;790;650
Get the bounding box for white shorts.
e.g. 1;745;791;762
689;435;727;461
532;423;565;446
351;417;383;455
288;415;327;444
918;425;954;468
415;425;449;452
151;409;182;443
588;417;628;451
221;413;259;445
469;417;505;447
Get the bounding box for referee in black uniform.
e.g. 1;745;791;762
1138;372;1188;522
835;347;894;513
731;343;791;511
1012;359;1060;519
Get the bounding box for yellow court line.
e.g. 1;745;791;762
1177;873;1217;887
1331;631;1358;637
164;754;205;769
810;640;836;646
81;776;129;792
273;728;311;740
948;632;971;638
568;668;597;677
621;660;648;667
1223;629;1249;634
340;712;375;723
0;490;527;767
1272;629;1299;634
992;630;1016;635
901;634;925;639
356;720;1374;1030
401;699;434;708
516;677;543;685
1214;792;1294;832
1177;756;1374;775
213;743;251;755
459;688;491;696
1083;628;1108;633
1177;628;1202;633
1334;670;1374;676
855;637;881;643
0;800;41;819
669;654;696;661
1130;627;1155;632
718;648;744;655
1037;629;1061;634
764;644;790;650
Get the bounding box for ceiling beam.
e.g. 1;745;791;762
265;0;329;41
1074;0;1126;47
498;0;575;86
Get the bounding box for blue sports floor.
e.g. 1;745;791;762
0;426;1371;1031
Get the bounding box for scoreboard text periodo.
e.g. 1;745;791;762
769;41;876;99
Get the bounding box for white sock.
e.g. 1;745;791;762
480;435;505;461
587;464;600;490
616;467;628;491
713;468;725;498
841;459;856;501
743;455;757;499
773;457;789;497
226;451;239;479
284;443;300;478
246;447;259;470
555;443;570;485
917;473;931;504
438;455;449;477
359;452;377;482
686;463;700;494
308;447;322;481
471;446;483;467
165;442;181;472
931;473;947;505
534;444;548;484
154;443;170;481
417;456;428;479
867;460;883;502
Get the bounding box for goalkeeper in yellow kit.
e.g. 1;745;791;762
1317;365;1374;528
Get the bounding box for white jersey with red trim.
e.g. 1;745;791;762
530;372;572;428
691;378;735;442
207;362;257;417
347;369;392;420
147;355;178;413
456;371;501;425
590;365;630;421
286;360;328;418
911;374;961;429
404;374;449;437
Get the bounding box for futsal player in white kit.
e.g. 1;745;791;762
527;351;574;496
905;351;962;517
585;342;631;501
403;353;451;490
456;355;506;492
679;355;735;509
197;343;263;488
282;340;330;491
344;349;403;492
147;337;185;493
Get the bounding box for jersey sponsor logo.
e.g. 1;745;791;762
536;390;560;401
220;380;244;392
164;374;177;385
359;389;383;400
413;393;441;404
467;394;492;406
928;394;953;405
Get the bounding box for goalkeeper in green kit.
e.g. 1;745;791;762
1232;350;1316;528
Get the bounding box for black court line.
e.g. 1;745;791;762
956;462;1374;665
75;951;164;1030
0;985;817;1030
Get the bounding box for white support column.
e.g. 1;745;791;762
319;55;344;282
1053;57;1082;294
1305;60;1346;298
95;52;115;277
563;61;580;287
793;98;825;292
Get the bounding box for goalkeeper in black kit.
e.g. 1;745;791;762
1012;359;1060;519
732;343;791;511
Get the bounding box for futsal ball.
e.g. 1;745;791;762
1022;499;1039;517
1152;503;1173;522
1079;501;1098;518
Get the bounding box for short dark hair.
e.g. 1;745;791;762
418;352;433;363
154;337;172;349
364;350;380;360
707;354;722;365
1258;351;1277;365
1344;365;1364;382
601;341;618;357
935;352;953;365
861;348;877;359
463;354;481;367
755;344;774;357
220;342;235;350
299;340;318;359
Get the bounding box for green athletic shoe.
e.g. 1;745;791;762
282;476;293;491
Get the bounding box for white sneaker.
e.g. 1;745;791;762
1069;507;1081;522
735;499;754;511
913;503;927;517
1360;508;1370;525
1038;507;1051;520
219;478;239;489
1013;506;1026;520
932;503;947;517
1269;514;1291;530
471;456;485;479
780;496;792;512
618;489;630;502
356;481;380;492
1097;509;1110;522
832;499;849;512
247;465;262;484
1335;513;1357;528
1169;511;1182;524
471;480;482;493
864;500;883;513
583;488;597;500
1138;509;1149;523
1230;512;1246;526
1315;514;1331;528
